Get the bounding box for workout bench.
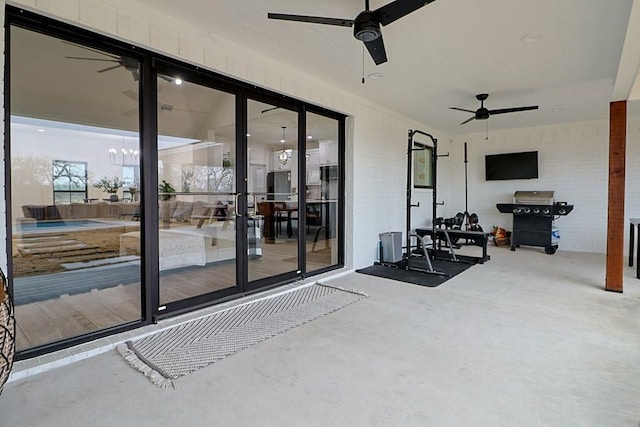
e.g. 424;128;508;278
415;227;491;264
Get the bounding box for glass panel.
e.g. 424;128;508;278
248;100;299;281
157;74;237;306
9;26;142;350
305;112;340;270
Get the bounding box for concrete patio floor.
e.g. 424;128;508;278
1;246;639;426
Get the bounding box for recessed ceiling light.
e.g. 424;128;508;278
521;33;544;42
174;78;183;86
368;72;384;79
246;133;251;137
36;129;45;133
307;135;313;139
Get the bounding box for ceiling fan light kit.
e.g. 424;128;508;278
268;0;437;66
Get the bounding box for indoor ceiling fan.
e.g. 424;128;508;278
65;43;174;83
268;0;437;65
450;93;539;125
65;44;140;81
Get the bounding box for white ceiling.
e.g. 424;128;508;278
132;0;639;135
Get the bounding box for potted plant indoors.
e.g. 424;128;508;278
93;176;126;201
158;179;176;200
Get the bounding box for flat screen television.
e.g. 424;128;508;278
485;151;538;181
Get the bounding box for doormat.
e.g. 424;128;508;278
117;283;367;388
356;258;474;288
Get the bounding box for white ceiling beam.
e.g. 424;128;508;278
613;0;640;101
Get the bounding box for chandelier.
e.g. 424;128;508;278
109;137;139;165
278;126;289;165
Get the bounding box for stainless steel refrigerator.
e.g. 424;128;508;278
267;171;290;201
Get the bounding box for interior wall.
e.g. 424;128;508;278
9;121;137;224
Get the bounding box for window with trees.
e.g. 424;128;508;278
52;160;88;204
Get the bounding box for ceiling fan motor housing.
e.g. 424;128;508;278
476;107;490;120
353;11;381;42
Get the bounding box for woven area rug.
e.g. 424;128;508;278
117;283;366;388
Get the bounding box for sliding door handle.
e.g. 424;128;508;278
234;193;242;217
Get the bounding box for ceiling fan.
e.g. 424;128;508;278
65;43;174;83
450;94;539;125
65;43;140;81
268;0;436;65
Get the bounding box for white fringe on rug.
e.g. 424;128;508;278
117;341;176;389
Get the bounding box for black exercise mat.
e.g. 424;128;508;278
356;258;473;288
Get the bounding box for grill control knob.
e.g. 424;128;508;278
523;207;530;214
542;208;550;214
533;208;540;214
513;207;520;214
558;208;566;215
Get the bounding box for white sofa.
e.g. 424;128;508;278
120;221;237;270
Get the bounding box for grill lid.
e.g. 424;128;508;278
513;190;554;205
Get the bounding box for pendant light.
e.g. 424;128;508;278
278;126;289;165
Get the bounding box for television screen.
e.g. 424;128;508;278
485;151;538;180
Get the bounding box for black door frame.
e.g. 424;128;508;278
150;60;247;318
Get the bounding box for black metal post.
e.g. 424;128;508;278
407;129;438;256
464;142;470;229
406;130;413;262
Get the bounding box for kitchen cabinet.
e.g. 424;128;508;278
318;139;338;165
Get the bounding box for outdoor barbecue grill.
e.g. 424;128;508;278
496;190;574;254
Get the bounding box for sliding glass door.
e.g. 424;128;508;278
8;25;143;351
304;112;341;272
7;7;344;357
246;99;301;287
155;68;241;310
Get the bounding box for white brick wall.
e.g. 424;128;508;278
445;117;640;254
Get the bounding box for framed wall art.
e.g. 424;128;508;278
413;142;434;189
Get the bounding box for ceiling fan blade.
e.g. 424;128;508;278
449;107;475;113
364;33;388;65
267;13;353;27
460;116;476;125
488;106;538;115
121;90;139;102
97;64;122;73
66;56;119;63
376;0;436;26
62;42;120;59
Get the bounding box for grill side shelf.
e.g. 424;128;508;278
496;203;574;215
